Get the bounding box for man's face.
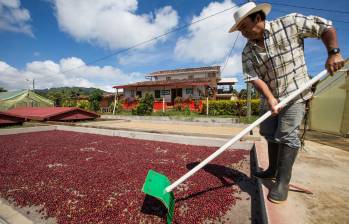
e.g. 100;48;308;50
237;16;264;40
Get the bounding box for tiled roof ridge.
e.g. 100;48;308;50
113;77;215;88
149;65;220;76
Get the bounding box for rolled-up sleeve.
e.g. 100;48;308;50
242;52;259;82
294;13;332;39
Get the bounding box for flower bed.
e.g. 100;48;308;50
0;131;250;223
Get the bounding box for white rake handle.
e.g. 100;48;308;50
165;69;329;193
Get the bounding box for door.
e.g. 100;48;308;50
171;88;182;103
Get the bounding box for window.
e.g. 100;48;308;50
188;75;194;79
130;90;135;97
136;91;142;98
166;77;171;80
186;88;193;94
155;90;161;98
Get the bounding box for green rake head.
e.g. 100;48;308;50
142;170;175;224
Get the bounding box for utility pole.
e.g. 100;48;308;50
32;79;35;90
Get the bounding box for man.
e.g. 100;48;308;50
229;2;344;203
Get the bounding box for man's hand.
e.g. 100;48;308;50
325;53;345;76
267;97;281;116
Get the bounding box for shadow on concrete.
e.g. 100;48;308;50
304;130;349;152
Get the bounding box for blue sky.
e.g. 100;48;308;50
0;0;348;92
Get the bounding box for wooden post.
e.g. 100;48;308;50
113;88;118;115
162;97;165;113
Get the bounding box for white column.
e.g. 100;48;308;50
206;97;209;116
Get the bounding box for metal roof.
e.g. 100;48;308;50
0;111;25;126
0;90;27;100
6;107;99;121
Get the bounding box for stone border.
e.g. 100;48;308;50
0;126;55;135
252;141;269;224
101;115;243;126
0;125;254;148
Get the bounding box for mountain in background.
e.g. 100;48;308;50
35;87;109;98
34;87;110;107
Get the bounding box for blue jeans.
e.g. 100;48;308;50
260;102;306;149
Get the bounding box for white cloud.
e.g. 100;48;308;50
0;57;144;92
174;0;244;64
220;53;246;90
220;54;242;77
0;0;33;36
53;0;179;50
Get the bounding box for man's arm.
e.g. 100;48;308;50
251;79;280;115
321;28;345;75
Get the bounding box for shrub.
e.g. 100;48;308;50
184;106;191;116
201;99;260;116
174;96;182;111
62;100;77;107
132;93;154;115
77;100;90;110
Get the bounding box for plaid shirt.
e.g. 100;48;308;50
242;13;332;108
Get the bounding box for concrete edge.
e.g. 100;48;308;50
0;124;253;148
252;141;269;224
55;125;255;148
0;199;32;224
76;123;261;141
101;114;241;124
0;126;56;135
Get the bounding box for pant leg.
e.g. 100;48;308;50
259;109;278;143
275;102;306;149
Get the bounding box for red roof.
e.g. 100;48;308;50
6;107;99;121
0;111;26;126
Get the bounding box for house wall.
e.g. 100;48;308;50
124;86;206;103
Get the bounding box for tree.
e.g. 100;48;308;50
238;89;247;99
89;89;103;112
132;93;154;115
0;87;7;92
47;91;64;106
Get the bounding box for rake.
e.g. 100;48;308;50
142;65;346;223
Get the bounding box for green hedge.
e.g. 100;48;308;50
201;99;260;116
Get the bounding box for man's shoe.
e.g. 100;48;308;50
267;145;298;203
254;142;279;180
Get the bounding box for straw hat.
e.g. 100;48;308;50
228;2;271;33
